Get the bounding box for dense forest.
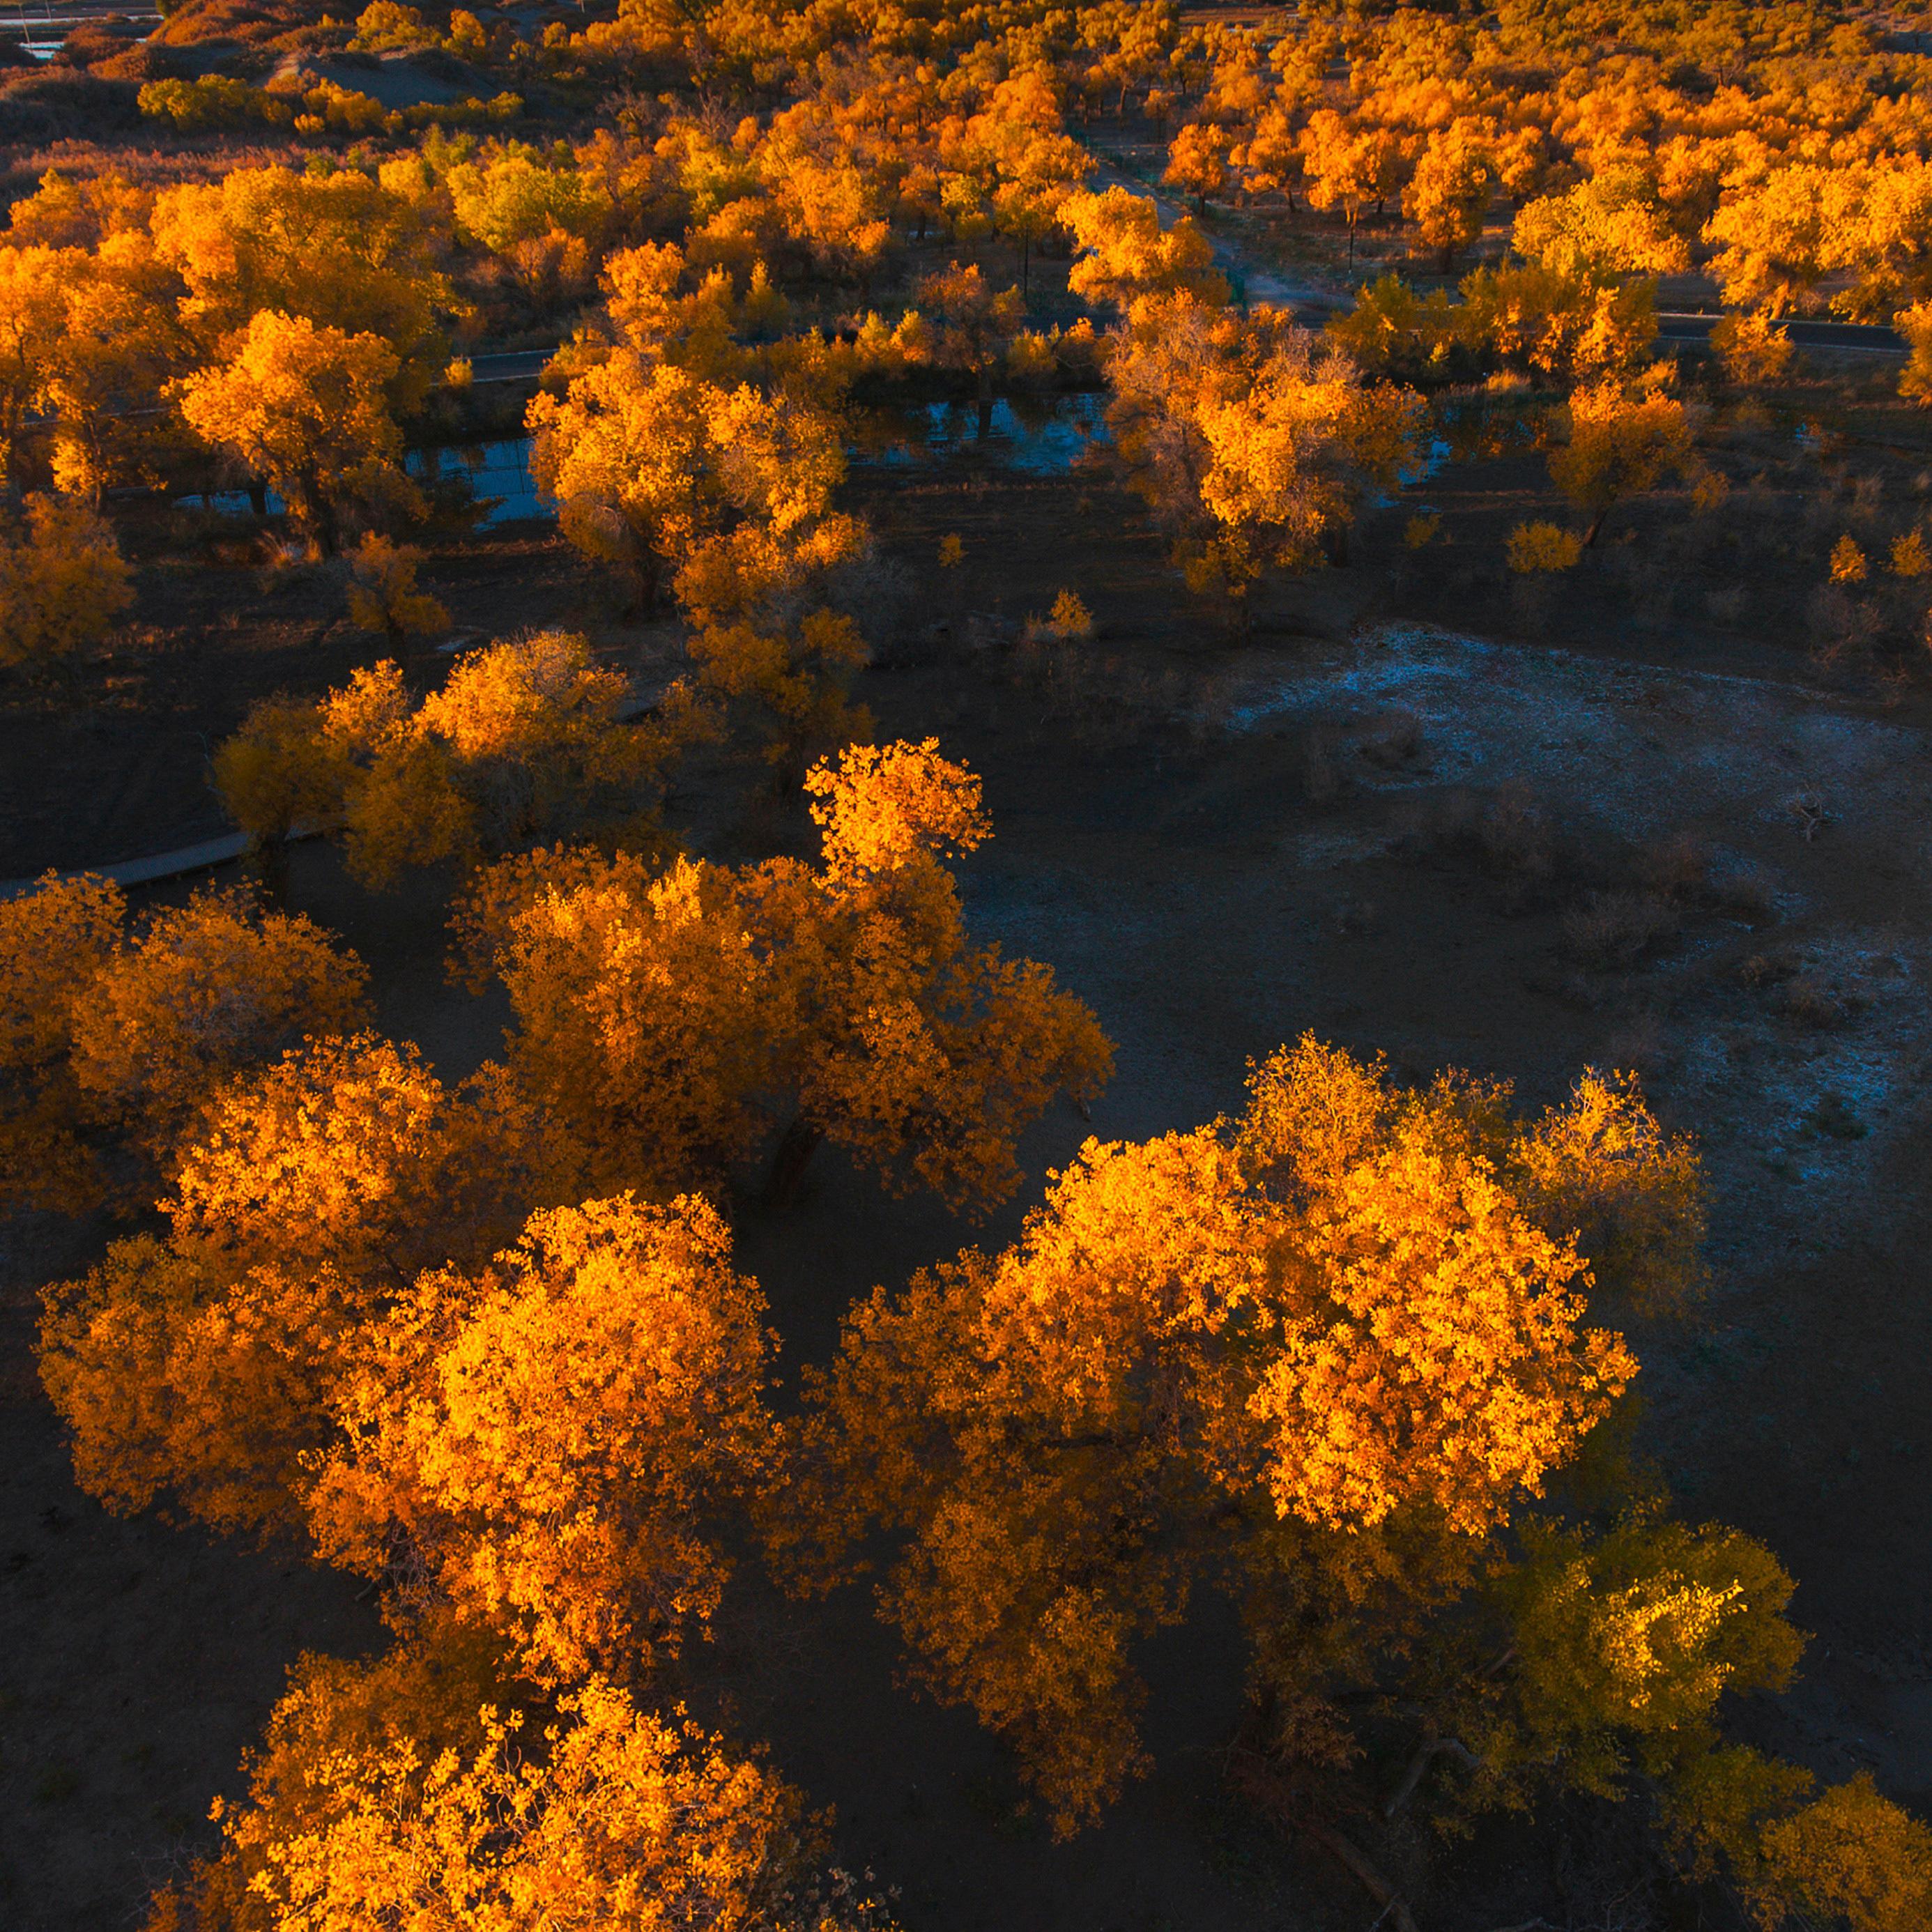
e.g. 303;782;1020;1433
2;0;1932;1924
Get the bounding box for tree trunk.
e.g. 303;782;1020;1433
1584;503;1611;548
250;832;290;908
247;480;268;518
1384;1735;1478;1820
1297;1818;1422;1932
764;1113;825;1209
976;362;995;438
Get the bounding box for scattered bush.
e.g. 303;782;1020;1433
1508;520;1585;574
0;494;134;671
1563;889;1680;969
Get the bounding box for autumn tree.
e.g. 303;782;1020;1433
916;262;1025;436
150;164;457;405
1403;128;1497;275
39;1032;544;1538
346;532;449;645
32;231;197;497
1550;377;1712;546
0;492;133;670
686;606;872;778
790;1037;1701;1835
1299;110;1399;269
1063;185;1228;312
309;1193;777;1680
1164;118;1234;213
1711;309;1795;388
1513;169;1692;286
146;1639;897;1932
528;351;859;615
0;243;73;489
466;739;1113;1209
1105;295;1423;611
176;310;415;554
1899;301;1932;407
1;875;367;1212
215;634;700;891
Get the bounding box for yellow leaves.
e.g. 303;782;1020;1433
1829;533;1869;583
686;606;871;770
215;634;686;890
167;1034;539;1279
1044;590;1093;640
486;851;782;1195
1512;1068;1708;1317
1477;1514;1802;1807
1899;300;1932;407
528;349;854;614
1457;263;1662;383
914;261;1025;381
1403;125;1500;270
40;1033;544;1538
1508;520;1584;573
804;1035;1670;1831
1252;1121;1630;1537
67;886;369;1153
1890;530;1931;578
1062;185;1228;311
466;741;1108;1212
345;534;448;645
1752;1774;1932;1931
153;1643;843;1932
805;736;988;882
150;164;455;405
937;532;964;567
175;309;408;546
1106;297;1423;606
0;493;134;669
1512;169;1692;285
1549;377;1701;535
1711;308;1795;386
1593;1573;1743;1716
311;1194;777;1682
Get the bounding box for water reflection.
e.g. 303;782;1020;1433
174;394;1110;527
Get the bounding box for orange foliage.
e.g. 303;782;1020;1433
790;1038;1696;1833
39;1034;544;1535
216;634;701;889
470;739;1110;1209
311;1194;776;1680
0;875;367;1211
146;1636;888;1932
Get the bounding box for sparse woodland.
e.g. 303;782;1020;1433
4;0;1932;1925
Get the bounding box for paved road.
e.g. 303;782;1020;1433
1657;312;1905;354
468;347;555;385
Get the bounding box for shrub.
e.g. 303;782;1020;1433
345;534;449;644
1563;889;1680;969
138;74;293;132
1508;521;1584;574
1829;535;1869;583
1711;310;1794;386
0;494;134;670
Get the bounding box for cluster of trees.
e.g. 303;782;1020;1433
11;811;1927;1923
4;733;1114;1927
1159;0;1932;316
